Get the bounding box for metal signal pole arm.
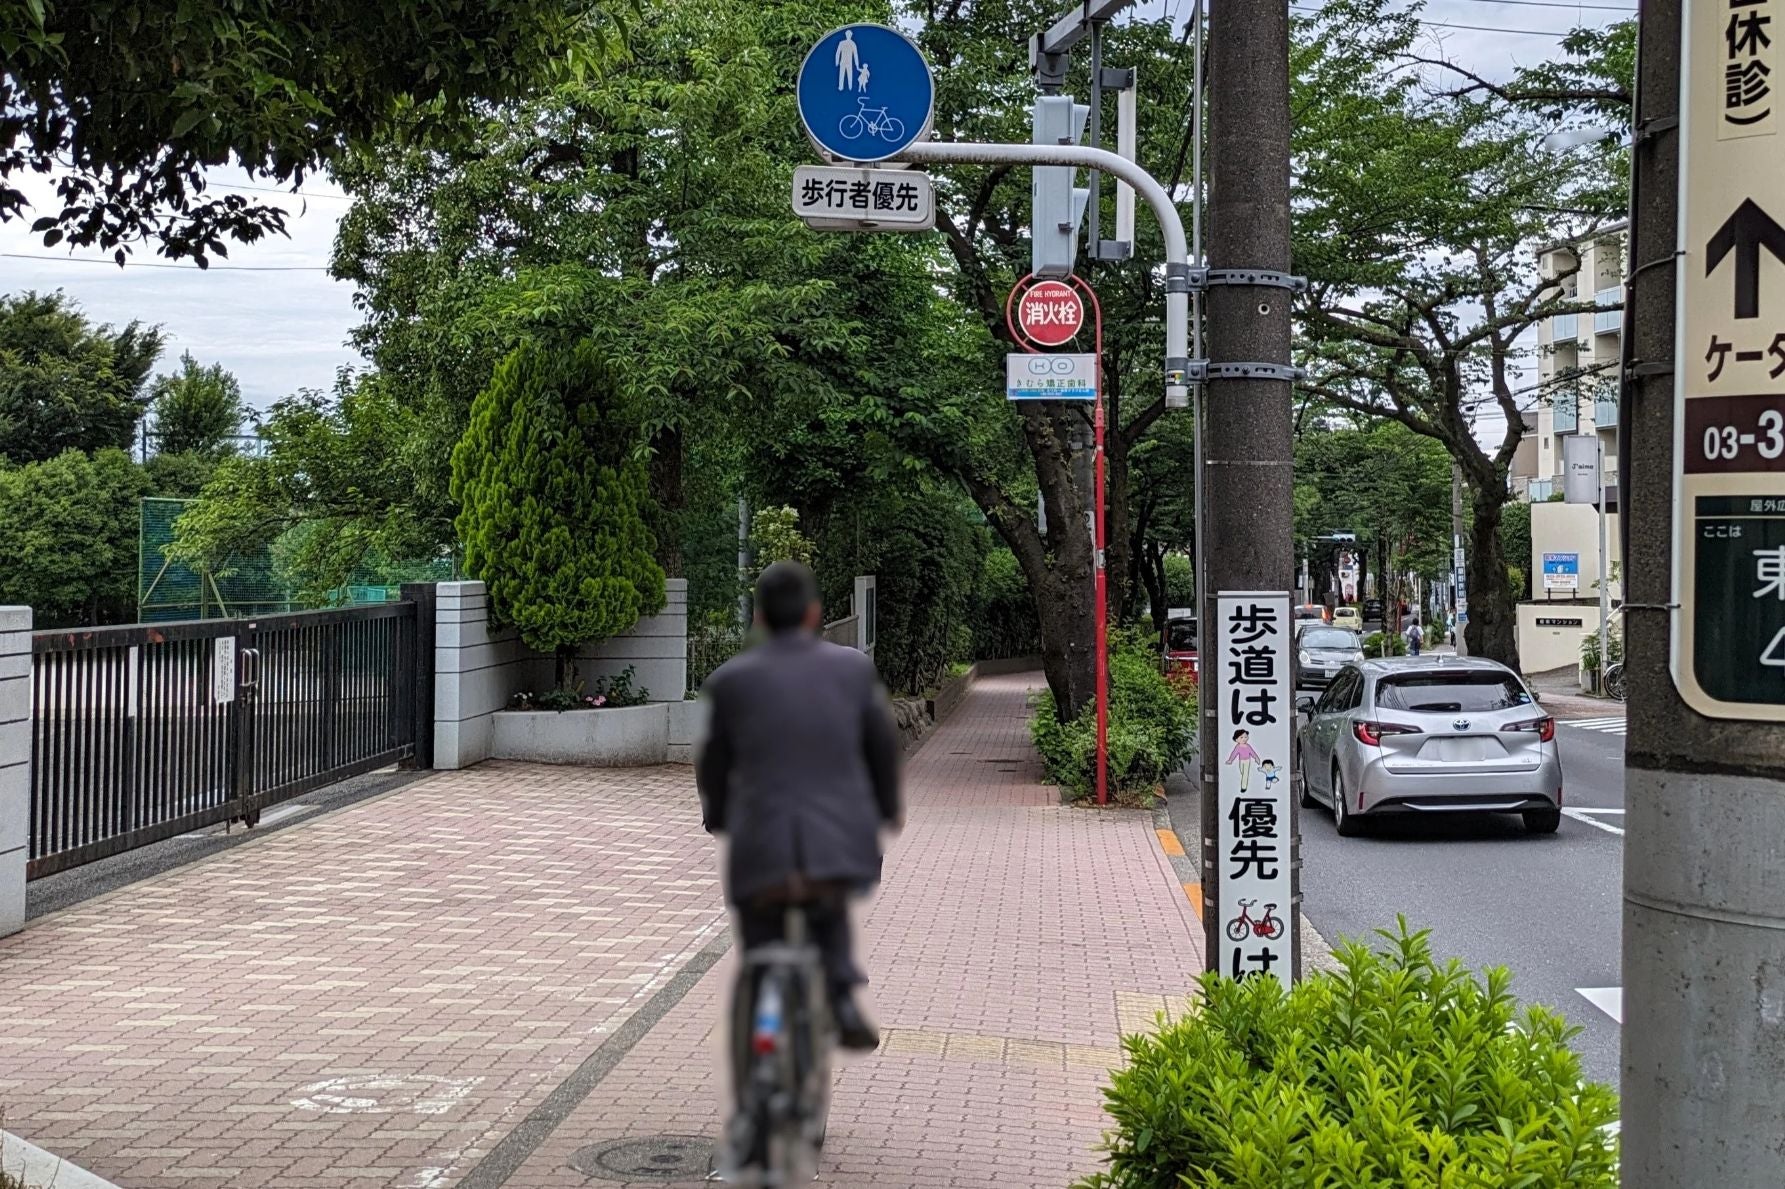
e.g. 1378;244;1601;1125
893;139;1192;402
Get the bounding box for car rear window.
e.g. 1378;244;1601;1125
1375;670;1534;713
1300;629;1356;650
1168;623;1197;650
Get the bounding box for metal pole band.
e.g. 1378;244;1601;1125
1202;268;1308;292
1204;362;1303;382
1164;262;1193;293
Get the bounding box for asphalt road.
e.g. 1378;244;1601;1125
1300;716;1627;1087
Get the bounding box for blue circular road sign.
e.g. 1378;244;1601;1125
797;24;934;163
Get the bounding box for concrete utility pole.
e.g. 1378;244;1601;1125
1450;461;1468;655
1622;0;1785;1178
1197;0;1297;974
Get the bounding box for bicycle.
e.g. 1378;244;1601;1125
1224;898;1285;943
837;98;905;144
711;904;834;1186
1603;661;1626;702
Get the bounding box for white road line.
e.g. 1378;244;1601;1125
1563;808;1626;836
1562;716;1628;735
1577;986;1624;1024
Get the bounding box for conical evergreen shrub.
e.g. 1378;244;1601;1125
451;339;666;689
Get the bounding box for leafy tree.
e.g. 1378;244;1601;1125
1291;0;1626;663
1;0;627;262
148;353;247;456
167;374;443;602
749;506;816;574
1294;420;1452;627
1500;499;1533;601
0;448;146;626
450;340;665;688
0;291;162;463
968;547;1041;662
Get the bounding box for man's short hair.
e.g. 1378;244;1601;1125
756;561;819;632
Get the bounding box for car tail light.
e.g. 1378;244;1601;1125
1502;716;1556;742
1353;721;1421;746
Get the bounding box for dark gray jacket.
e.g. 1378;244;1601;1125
695;632;902;904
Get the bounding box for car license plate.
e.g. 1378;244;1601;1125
1430;738;1495;762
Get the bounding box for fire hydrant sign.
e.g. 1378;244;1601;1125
1674;0;1785;717
1015;279;1085;346
1213;591;1295;987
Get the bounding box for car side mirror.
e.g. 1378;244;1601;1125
1296;694;1317;715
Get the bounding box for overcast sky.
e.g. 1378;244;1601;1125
0;0;1632;415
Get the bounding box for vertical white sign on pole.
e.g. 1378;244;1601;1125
1213;591;1296;987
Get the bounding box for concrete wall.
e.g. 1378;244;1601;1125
1530;501;1623;603
1;606;31;938
433;579;688;770
1517;599;1608;677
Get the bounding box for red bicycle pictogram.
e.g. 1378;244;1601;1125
1225;899;1284;942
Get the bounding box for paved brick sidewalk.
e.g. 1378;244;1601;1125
497;673;1204;1189
0;674;1203;1189
0;763;729;1189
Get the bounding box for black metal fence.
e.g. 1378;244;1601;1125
28;599;430;879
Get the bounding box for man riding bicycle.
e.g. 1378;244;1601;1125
696;561;903;1052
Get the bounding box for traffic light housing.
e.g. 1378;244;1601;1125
1032;95;1091;278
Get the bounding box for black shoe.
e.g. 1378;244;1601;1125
831;992;879;1051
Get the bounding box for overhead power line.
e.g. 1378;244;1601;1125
1291;2;1628;35
1;251;330;272
1443;0;1633;11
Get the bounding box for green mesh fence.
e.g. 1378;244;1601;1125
137;499;455;621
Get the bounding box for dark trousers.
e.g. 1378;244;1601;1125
736;893;863;995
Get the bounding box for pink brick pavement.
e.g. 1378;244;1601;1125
500;673;1205;1189
0;674;1203;1189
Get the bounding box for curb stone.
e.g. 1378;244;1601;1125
2;1130;122;1189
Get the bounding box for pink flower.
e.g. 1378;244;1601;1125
593;694;607;707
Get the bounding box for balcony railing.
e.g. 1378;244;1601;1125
1528;478;1556;501
1555;397;1579;433
1553;311;1579;341
1594;394;1619;428
1595;286;1623;335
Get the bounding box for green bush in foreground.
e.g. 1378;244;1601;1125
1077;920;1619;1189
1031;639;1195;803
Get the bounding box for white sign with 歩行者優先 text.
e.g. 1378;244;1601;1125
1673;0;1785;719
792;165;935;231
1005;353;1097;401
1213;591;1295;988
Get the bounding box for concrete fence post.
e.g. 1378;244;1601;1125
1;606;33;938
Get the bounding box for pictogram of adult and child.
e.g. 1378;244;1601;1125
834;30;902;143
1225;729;1279;793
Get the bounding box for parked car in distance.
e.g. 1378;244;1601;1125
1294;656;1561;837
1165;614;1198;676
1362;598;1384;625
1331;605;1362;631
1293;603;1328;625
1296;626;1363;689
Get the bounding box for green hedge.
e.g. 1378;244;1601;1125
1076;920;1619;1189
1031;640;1195;803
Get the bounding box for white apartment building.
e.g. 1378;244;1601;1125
1512;224;1628;678
1521;223;1627;504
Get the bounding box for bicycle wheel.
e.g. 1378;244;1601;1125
838;114;865;140
1224;917;1249;943
880;117;905;142
1262;916;1285;941
1605;664;1626;701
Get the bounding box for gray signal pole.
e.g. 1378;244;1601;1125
1622;0;1785;1179
1197;0;1297;973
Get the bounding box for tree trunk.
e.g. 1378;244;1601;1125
648;425;685;578
1463;489;1518;666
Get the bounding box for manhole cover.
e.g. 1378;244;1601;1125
568;1136;714;1181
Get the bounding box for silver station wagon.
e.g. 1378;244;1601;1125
1294;656;1562;836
